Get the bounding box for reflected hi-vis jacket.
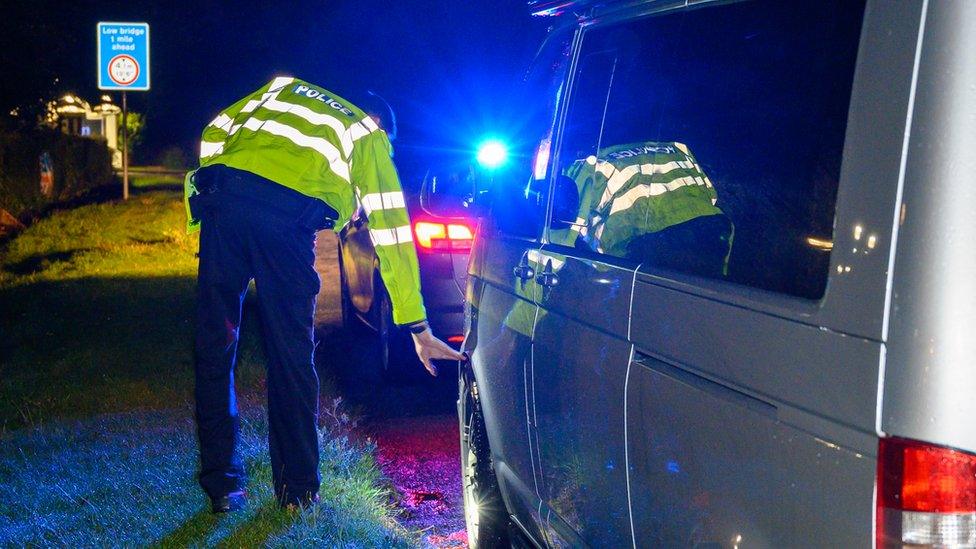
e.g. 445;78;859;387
502;141;728;337
564;141;724;256
185;76;425;325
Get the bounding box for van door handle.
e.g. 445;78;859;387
513;263;535;281
535;259;559;287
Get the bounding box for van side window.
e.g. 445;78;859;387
550;0;865;298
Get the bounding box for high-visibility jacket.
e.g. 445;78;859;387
563;141;725;256
185;76;425;325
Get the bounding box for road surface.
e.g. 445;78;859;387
314;232;467;548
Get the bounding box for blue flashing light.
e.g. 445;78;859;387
476;140;508;169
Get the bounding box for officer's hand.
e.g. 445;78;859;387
411;328;464;377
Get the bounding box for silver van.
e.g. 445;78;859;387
437;0;976;547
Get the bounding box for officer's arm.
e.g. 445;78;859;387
350;127;463;375
350;128;426;326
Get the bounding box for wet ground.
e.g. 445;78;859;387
369;416;467;548
314;232;467;548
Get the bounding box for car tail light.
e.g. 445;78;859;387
877;437;976;548
413;221;474;252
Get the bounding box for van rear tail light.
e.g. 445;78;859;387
413;221;474;252
877;437;976;548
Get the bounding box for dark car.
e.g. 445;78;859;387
437;1;976;548
337;184;475;380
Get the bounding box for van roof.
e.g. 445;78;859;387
529;1;722;19
528;0;601;17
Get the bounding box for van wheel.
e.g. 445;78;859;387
460;367;510;548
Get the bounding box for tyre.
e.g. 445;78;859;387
376;285;395;378
337;244;355;329
375;280;424;382
374;281;405;382
459;366;510;548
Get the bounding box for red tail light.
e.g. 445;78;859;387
877;437;976;547
413;220;474;252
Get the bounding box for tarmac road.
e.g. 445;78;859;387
314;231;467;548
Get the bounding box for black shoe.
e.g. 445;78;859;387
281;492;319;512
211;490;247;513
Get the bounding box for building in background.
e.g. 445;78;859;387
45;94;122;167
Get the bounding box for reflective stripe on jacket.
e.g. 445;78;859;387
564;141;723;256
185;76;425;325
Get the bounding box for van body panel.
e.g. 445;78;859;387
462;0;976;546
466;230;548;543
476;233;542;305
534;245;634;336
819;0;925;340
881;1;976;454
494;461;551;547
531;249;635;547
627;355;876;548
630;277;883;441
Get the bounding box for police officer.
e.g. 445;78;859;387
185;76;463;513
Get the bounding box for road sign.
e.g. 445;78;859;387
97;22;149;200
97;22;150;91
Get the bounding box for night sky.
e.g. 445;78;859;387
2;0;548;168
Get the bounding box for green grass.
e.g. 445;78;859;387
0;405;408;547
128;172;184;189
0;191;206;425
0;190;413;546
0;190;195;287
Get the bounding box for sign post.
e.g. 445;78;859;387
97;22;150;200
122;92;128;199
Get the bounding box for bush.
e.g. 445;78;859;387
157;145;190;170
0;129;114;220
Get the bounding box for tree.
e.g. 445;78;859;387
118;112;145;158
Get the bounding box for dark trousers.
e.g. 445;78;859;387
193;180;322;506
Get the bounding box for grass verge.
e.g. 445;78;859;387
0;190;412;546
129;172;184;190
0;191;208;425
0;404;408;547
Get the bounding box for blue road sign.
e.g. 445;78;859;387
97;22;150;91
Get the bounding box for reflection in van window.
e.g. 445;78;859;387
492;35;571;240
555;141;733;278
551;0;865;298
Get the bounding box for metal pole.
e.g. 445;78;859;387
122;91;129;200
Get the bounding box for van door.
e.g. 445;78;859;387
565;1;906;546
530;248;637;547
465;31;572;547
528;32;639;547
467;211;548;545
